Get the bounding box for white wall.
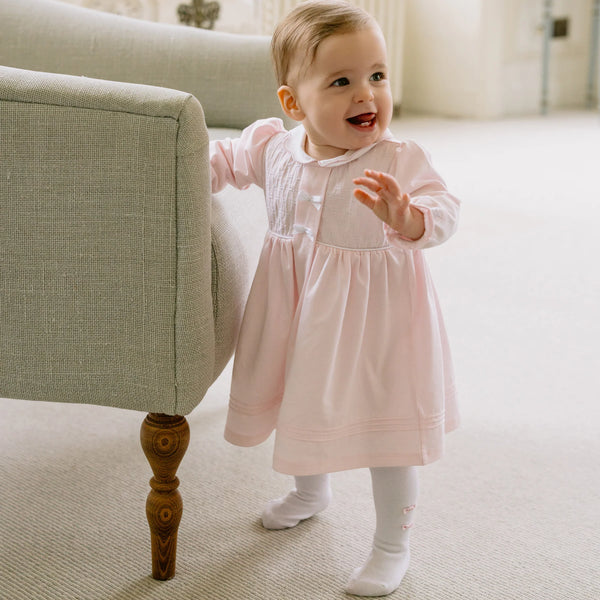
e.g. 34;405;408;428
402;0;596;118
402;0;482;116
501;0;595;115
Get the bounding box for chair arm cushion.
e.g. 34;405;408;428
0;0;286;130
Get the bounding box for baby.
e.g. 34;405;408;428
210;0;460;596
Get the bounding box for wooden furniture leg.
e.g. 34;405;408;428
140;413;190;580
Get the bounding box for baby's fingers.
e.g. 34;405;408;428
353;176;382;194
353;170;402;199
363;169;402;196
354;188;392;224
353;187;377;210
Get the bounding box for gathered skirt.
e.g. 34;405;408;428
224;231;458;476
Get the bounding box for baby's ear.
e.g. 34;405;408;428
277;86;305;121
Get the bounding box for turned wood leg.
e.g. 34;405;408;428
140;413;190;580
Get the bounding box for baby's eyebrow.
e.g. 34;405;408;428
326;69;350;80
325;62;387;79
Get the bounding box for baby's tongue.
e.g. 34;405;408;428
348;113;375;125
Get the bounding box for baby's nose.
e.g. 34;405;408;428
354;83;374;103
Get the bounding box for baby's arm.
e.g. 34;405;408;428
355;142;460;249
353;170;425;241
210;118;285;193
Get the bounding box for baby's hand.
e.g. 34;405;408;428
353;170;425;241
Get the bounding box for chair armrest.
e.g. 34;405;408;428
0;0;286;130
0;65;217;415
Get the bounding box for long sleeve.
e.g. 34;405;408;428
209;117;286;193
385;141;460;250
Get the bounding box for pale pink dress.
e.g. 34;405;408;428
210;118;460;476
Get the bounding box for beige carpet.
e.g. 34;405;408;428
1;111;599;599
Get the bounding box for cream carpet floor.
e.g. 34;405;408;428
1;111;599;600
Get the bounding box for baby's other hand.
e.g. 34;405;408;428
353;170;425;241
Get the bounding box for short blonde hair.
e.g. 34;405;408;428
271;0;376;86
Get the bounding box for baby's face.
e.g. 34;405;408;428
291;26;393;160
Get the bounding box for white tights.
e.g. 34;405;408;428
261;473;332;530
261;466;418;597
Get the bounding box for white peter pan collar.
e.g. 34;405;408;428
286;124;395;167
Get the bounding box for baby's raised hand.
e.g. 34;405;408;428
353;169;425;241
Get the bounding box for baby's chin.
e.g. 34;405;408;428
346;129;389;150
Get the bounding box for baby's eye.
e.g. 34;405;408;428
370;72;386;82
331;77;350;87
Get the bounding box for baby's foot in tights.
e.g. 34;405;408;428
345;547;410;596
261;474;331;530
345;466;418;596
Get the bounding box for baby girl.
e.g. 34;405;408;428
210;1;460;595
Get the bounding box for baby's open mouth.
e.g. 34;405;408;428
347;113;376;127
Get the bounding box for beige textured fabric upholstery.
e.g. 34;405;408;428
1;65;210;415
0;0;280;415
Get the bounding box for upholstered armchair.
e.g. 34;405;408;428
0;0;283;580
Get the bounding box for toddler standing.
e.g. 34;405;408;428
210;1;460;595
